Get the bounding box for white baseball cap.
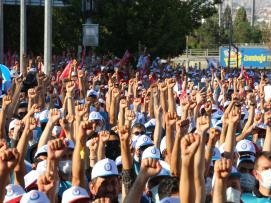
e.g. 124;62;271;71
160;196;180;203
4;184;25;203
24;170;38;189
88;89;98;97
135;135;153;149
9;119;17;132
160;136;166;154
89;111;103;121
34;145;48;158
115;156;122;166
91;158;119;180
219;143;237;154
39;109;49;123
52;125;61;136
10;70;19;78
211;147;221;161
65;138;75;149
36;160;47;176
62;186;90;203
20;190;49;203
236;139;256;154
142;146;160;160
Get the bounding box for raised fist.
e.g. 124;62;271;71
214;158;232;179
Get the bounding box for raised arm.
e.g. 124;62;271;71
180;133;200;203
164;112;177;161
14;116;37;187
212;158;232;203
194;114;210;203
171;119;189;177
72;121;94;188
0;148;19;202
38;109;61;149
263;111;271;152
124;158;161;203
167;78;176;113
0;96;12;139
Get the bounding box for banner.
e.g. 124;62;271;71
219;47;271;68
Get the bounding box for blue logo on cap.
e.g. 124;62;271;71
151;148;156;154
104;163;112;171
72;187;80;196
6;187;13;196
30;191;40;200
241;143;247;150
143;137;148;142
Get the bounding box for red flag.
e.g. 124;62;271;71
59;61;72;80
79;46;86;68
116;50;131;68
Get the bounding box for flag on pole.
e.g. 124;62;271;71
59;61;72;80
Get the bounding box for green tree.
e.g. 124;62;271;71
94;0;219;56
188;14;220;48
233;7;251;43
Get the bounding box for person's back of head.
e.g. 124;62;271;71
158;176;179;201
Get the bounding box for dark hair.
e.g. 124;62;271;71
254;151;271;170
158;176;179;200
132;123;146;131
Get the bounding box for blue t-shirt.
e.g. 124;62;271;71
242;192;271;202
58;180;72;199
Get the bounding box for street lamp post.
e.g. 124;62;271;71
0;0;3;64
44;0;52;74
20;0;26;74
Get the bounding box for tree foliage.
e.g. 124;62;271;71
3;0;219;56
188;6;263;49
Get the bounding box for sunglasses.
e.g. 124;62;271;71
133;131;145;136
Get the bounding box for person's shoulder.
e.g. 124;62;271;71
242;192;271;203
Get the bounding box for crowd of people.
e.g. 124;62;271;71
0;51;271;203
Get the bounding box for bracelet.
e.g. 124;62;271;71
89;156;97;160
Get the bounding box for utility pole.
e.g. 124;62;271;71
251;0;255;27
44;0;52;74
0;0;3;64
218;2;222;27
20;0;26;73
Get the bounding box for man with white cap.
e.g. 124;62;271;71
3;184;25;203
89;158;120;203
20;190;50;203
62;186;90;203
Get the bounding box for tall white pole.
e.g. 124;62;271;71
44;0;52;74
251;0;255;27
218;3;222;27
0;0;3;64
20;0;26;73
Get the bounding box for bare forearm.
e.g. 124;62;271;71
263;127;271;151
160;92;167;113
0;107;8;139
153;121;162;148
121;142;132;170
109;98;117;126
170;137;181;177
72;142;86;188
66;94;75;116
124;173;148;203
168;89;175;113
180;163;195;203
165;126;174;158
97;141;106;161
223;123;236;158
212;178;227;203
38;121;54;149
